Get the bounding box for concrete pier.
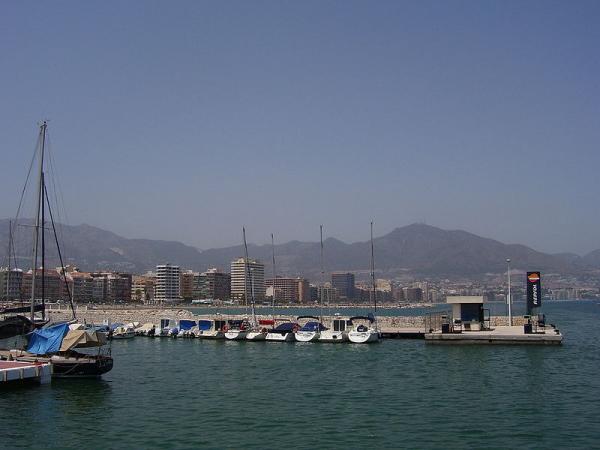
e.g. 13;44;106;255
0;360;53;386
425;325;563;345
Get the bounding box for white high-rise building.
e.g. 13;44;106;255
230;258;265;303
154;264;181;303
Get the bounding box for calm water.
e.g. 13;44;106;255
3;301;600;449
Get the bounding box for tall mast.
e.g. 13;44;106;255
271;233;276;317
30;121;46;321
6;220;13;299
41;171;46;320
243;227;256;327
371;221;377;315
320;225;325;321
507;258;512;326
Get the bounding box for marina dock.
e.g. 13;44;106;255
425;325;562;344
0;360;52;386
379;327;426;339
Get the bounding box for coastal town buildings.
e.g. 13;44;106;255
21;269;63;301
0;268;23;301
180;270;196;300
66;271;94;303
131;275;155;303
404;287;423;303
265;277;310;304
198;268;231;300
310;284;339;303
331;272;355;301
154;264;181;303
90;272;132;303
230;258;265;303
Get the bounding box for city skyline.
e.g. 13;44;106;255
1;1;599;255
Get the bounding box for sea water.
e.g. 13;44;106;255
2;301;599;449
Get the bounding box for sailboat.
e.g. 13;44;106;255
266;234;297;342
348;221;380;344
226;228;254;340
244;229;268;341
319;225;348;342
0;122;114;377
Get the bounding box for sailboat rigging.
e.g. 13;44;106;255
348;221;380;343
319;225;348;342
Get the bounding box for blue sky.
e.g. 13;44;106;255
1;1;599;254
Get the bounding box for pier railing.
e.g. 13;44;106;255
425;311;450;333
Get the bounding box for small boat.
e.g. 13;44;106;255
135;323;155;336
3;322;114;378
111;323;135;339
177;320;197;338
347;315;380;344
295;316;325;342
195;319;227;339
246;328;268;341
154;318;173;337
348;222;380;344
265;321;297;342
224;319;249;340
318;317;349;343
0;314;36;350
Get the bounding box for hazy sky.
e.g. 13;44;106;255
1;1;599;254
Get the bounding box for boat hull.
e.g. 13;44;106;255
246;331;267;341
111;332;135;339
225;330;248;340
51;354;114;378
265;332;295;342
318;330;347;343
196;330;225;340
295;331;320;342
348;330;379;343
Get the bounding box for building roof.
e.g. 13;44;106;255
446;295;484;304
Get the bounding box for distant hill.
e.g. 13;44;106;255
0;219;594;277
582;249;600;267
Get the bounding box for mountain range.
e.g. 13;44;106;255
0;219;597;277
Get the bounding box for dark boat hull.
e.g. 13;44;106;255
51;354;113;378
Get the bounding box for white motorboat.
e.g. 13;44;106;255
224;319;250;340
245;329;268;341
135;323;156;336
318;317;349;343
111;325;135;339
154;318;173;337
347;315;380;343
196;319;227;339
294;316;325;342
265;321;297;342
177;319;197;338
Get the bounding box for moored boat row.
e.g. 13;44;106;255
128;314;381;343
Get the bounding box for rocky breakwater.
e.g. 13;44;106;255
47;306;525;330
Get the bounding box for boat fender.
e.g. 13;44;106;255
222;325;228;332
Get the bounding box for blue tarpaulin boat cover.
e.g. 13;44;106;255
299;322;326;332
27;323;70;355
273;323;296;332
179;320;197;330
198;320;212;331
